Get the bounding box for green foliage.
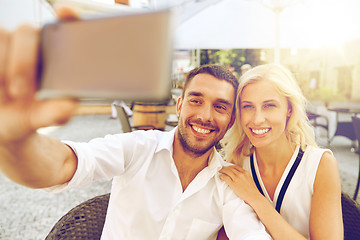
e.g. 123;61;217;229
45;0;54;5
307;86;345;104
199;49;266;77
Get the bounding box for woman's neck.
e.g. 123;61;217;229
254;139;297;200
255;139;296;169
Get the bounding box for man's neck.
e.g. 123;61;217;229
172;133;213;192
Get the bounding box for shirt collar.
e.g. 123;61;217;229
155;127;176;153
207;149;229;173
155;127;228;171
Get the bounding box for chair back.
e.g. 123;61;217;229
115;104;132;133
46;193;360;239
307;111;329;143
342;193;360;239
352;116;360;147
351;116;360;200
45;193;110;240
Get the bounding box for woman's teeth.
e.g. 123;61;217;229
252;128;270;135
193;126;211;134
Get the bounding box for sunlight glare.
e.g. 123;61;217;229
310;1;357;47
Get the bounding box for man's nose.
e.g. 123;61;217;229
198;103;213;122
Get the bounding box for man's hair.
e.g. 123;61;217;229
182;64;239;98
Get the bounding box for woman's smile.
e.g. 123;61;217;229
250;128;271;136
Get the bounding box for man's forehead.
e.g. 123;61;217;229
188;73;234;90
185;73;235;104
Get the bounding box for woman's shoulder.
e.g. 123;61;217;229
301;145;336;181
303;145;333;160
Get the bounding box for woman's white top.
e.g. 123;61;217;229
243;145;332;238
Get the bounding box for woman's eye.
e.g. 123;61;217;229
241;104;253;109
264;104;276;108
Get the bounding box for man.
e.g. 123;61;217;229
0;11;271;240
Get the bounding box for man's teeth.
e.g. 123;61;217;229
193;126;211;134
252;128;270;135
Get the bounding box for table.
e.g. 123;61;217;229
327;107;360;149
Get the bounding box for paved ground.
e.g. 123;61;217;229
0;113;359;239
0;114;119;240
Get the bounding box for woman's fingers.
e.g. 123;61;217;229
219;165;255;188
220;165;245;178
219;165;260;202
6;25;39;100
219;173;232;184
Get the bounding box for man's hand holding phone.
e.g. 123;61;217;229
0;7;79;143
0;2;173;143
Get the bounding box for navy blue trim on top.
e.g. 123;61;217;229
250;154;264;196
250;149;304;213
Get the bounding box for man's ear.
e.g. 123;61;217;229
176;96;183;117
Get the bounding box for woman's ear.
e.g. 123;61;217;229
287;106;292;118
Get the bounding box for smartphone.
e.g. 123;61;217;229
37;9;173;101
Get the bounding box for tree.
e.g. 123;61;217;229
200;49;266;76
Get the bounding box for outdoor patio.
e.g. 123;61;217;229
1;0;360;239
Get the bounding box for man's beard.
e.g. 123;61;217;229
177;121;220;157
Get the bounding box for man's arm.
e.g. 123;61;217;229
0;133;77;188
222;190;272;239
0;17;78;188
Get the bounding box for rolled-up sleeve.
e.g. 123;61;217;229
43;132;146;193
223;192;272;239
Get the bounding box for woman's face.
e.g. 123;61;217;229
239;80;291;149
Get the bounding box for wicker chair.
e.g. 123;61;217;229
351;116;360;200
46;192;360;239
45;193;110;240
342;192;360;240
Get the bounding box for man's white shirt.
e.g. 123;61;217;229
46;128;271;239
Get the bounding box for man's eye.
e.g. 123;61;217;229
215;105;226;111
190;99;200;104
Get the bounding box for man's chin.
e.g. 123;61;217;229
178;126;217;155
184;143;216;156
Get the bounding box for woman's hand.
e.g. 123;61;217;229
219;165;262;205
220;165;308;240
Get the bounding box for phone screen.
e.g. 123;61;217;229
37;10;173;101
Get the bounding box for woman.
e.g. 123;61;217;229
218;64;343;239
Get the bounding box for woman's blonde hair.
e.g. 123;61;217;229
220;63;317;165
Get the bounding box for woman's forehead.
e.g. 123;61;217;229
241;81;285;103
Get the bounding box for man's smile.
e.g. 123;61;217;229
191;125;212;134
